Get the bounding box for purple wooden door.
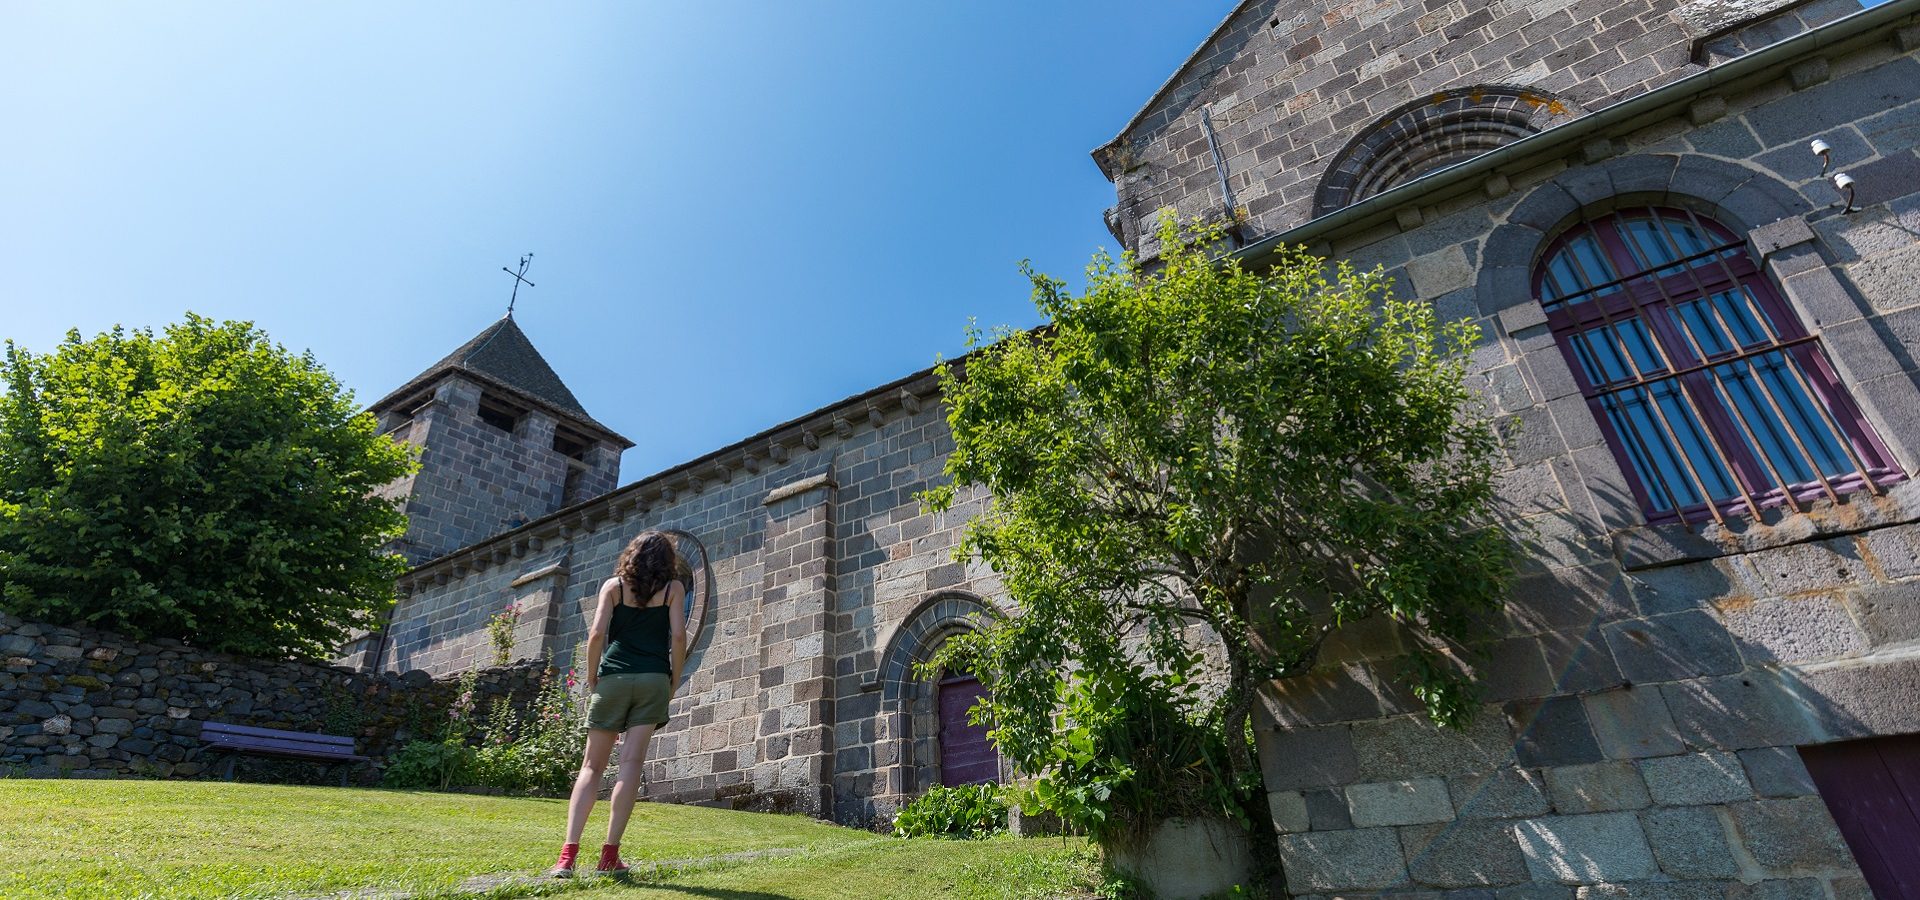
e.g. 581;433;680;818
1801;735;1920;897
938;675;999;787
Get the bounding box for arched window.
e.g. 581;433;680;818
1316;86;1577;215
1535;206;1902;524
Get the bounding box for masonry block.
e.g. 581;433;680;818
1401;819;1531;888
1717;596;1867;665
1546;761;1652;813
1602;611;1743;684
1353;710;1515;781
1626;561;1739;617
1258;724;1359;791
1736;746;1817;799
1347;778;1455;827
1639;751;1754;806
1640;805;1741;879
1452;767;1554;821
1513;812;1659;884
1727;798;1855;875
1279;828;1411;893
1660;672;1827;751
1583;687;1685;760
1269;790;1311;833
1509;697;1604;768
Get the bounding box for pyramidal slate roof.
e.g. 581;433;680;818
371;315;631;446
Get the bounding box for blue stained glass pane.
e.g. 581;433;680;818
1574;328;1628;385
1650;379;1740;499
1712;349;1852;485
1624;212;1739;279
1676;299;1731;356
1568;235;1618;289
1621;218;1684;276
1602;395;1693;511
1572;318;1667;386
1675;288;1771;358
1598;378;1741;511
1615;318;1664;375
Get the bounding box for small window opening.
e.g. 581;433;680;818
552;425;592;462
477;393;524;433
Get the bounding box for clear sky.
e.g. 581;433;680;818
0;2;1235;480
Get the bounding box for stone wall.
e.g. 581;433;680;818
0;613;548;781
383;373;619;565
361;373;1005;826
1095;0;1871;257
1183;15;1920;899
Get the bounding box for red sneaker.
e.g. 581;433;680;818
596;844;630;876
547;843;579;878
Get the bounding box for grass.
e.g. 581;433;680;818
0;780;1102;900
563;836;1106;900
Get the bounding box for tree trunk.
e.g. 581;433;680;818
1223;630;1285;898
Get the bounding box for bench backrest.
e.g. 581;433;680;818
201;721;357;755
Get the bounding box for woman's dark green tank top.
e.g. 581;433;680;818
598;581;672;678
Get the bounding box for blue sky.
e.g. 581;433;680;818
0;2;1234;479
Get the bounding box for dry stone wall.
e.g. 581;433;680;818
0;612;547;781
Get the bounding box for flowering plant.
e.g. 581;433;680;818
467;662;588;795
486;602;522;666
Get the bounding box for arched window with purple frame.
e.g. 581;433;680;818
1533;206;1903;525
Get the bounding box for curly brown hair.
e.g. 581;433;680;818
615;531;676;606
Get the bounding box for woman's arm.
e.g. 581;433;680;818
585;578;619;689
667;580;688;692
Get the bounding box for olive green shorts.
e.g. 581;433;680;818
587;672;672;731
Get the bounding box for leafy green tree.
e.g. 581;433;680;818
0;314;415;658
926;221;1514;878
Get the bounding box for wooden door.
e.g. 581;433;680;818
937;674;998;787
1801;734;1920;897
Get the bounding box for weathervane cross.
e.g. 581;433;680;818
501;253;535;316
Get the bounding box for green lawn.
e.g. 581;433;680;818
564;837;1104;900
0;780;1101;900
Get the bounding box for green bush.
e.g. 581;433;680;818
1017;661;1251;846
381;740;472;790
466;666;585;796
893;783;1009;839
0;315;415;658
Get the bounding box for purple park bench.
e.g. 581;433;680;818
199;721;369;786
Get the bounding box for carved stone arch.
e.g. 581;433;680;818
1315;86;1581;217
874;590;1000;703
1471;153;1824;527
869;590;1003;813
1475;153;1813;330
659;529;717;671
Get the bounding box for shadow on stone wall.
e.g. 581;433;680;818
1256;475;1915;893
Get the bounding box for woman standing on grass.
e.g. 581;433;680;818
550;531;687;878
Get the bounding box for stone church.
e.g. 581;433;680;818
346;0;1920;892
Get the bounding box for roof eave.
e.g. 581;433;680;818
1092;0;1260;181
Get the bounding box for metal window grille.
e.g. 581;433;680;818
1533;206;1903;526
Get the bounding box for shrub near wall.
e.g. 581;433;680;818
0;613;546;781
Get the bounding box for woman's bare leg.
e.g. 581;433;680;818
565;729;620;845
605;723;657;846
